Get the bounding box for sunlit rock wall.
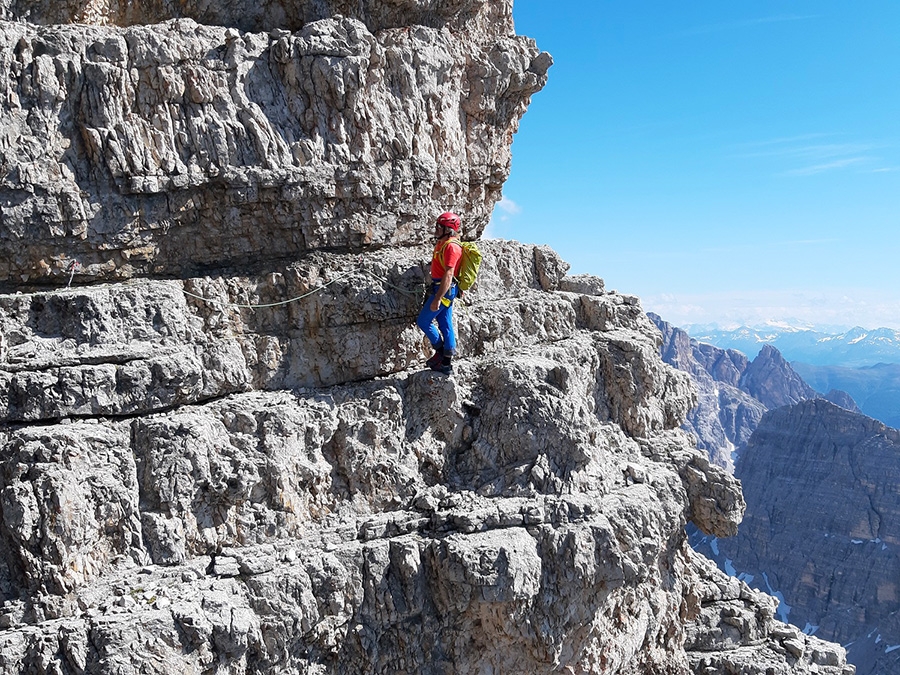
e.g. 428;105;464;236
0;0;549;285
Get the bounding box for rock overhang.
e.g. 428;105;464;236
0;5;550;287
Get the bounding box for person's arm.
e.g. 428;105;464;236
429;266;454;312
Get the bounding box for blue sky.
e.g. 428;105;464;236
490;1;900;330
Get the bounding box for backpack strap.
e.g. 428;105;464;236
434;237;460;274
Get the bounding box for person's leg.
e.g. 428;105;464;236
416;294;443;348
435;303;456;356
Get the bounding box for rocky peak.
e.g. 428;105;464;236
649;314;857;473
739;344;818;410
693;341;748;388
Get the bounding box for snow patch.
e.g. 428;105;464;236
886;645;900;654
762;572;792;622
710;538;719;556
725;558;737;576
725;438;737;467
803;623;819;635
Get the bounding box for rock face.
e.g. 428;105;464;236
0;1;549;286
0;246;856;675
651;314;853;472
1;0;511;33
823;388;862;414
0;2;853;673
701;400;900;675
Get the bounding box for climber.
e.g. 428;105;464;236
416;211;463;375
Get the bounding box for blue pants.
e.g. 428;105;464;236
416;282;459;355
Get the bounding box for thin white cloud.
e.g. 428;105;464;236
733;133;837;149
485;195;522;238
730;134;885;176
643;288;900;332
781;157;868;176
736;143;876;161
780;238;843;246
497;196;521;216
698;238;841;255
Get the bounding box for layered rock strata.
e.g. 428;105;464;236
1;0;512;33
0;4;549;286
701;400;900;675
0;242;852;674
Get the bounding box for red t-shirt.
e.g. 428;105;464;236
431;238;462;280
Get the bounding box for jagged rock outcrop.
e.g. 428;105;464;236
1;0;512;33
700;399;900;675
740;344;817;410
0;2;853;673
0;2;549;286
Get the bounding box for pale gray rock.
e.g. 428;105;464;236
559;272;605;296
0;11;549;285
0;1;851;673
1;0;517;35
686;550;855;675
0;242;852;673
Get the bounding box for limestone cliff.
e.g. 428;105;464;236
0;0;549;285
702;400;900;675
0;2;853;673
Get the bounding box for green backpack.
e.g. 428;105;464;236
438;238;483;291
456;241;483;291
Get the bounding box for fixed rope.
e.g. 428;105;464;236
176;268;425;310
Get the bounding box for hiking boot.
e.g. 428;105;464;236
430;355;453;375
426;345;444;369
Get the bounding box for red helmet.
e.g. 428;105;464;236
436;211;461;231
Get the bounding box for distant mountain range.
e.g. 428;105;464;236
685;324;900;367
655;316;900;675
650;314;842;471
696;399;900;675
